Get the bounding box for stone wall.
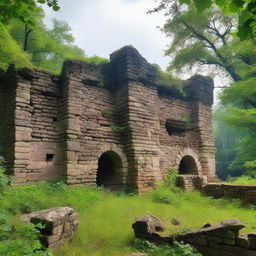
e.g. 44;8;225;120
176;175;207;190
203;184;256;205
133;215;256;256
21;207;79;248
0;46;216;191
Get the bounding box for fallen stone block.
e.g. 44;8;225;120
21;206;79;248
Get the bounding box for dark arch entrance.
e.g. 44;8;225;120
96;151;123;188
178;155;198;175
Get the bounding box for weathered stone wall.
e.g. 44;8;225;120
133;216;256;256
176;175;207;190
0;46;216;191
0;67;16;174
27;69;62;182
203;184;256;205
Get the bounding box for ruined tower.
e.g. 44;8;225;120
0;46;216;192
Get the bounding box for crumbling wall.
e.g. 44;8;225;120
0;46;216;190
21;207;79;248
133;216;256;256
203;184;256;205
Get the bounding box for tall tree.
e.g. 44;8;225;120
151;2;256;178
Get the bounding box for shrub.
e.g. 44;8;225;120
0;158;11;195
0;212;51;256
227;175;256;185
134;239;202;256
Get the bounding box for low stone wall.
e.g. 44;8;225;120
21;207;79;248
176;175;207;190
132;215;256;256
203;184;256;204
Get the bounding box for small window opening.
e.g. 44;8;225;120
46;154;55;162
53;117;57;122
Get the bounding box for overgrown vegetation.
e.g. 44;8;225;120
0;6;108;73
134;239;202;256
151;1;256;180
1;169;256;256
227;175;256;185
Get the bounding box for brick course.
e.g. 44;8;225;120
0;46;216;192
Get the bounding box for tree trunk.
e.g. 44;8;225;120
23;24;32;52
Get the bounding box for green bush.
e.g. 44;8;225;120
227;175;256;185
134;239;202;256
0;159;11;195
0;216;52;256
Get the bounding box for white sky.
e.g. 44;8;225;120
43;0;171;70
43;0;224;100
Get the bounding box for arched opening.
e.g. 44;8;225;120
96;151;123;188
178;155;198;175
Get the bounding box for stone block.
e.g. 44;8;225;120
21;207;79;248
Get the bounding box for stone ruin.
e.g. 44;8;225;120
0;45;216;192
21;206;79;248
133;215;256;256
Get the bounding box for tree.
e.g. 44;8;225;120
1;7;108;74
0;0;59;25
0;24;32;70
149;3;250;81
153;0;256;40
151;2;256;178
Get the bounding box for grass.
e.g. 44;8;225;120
2;181;256;256
226;175;256;185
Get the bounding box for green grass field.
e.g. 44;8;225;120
1;180;256;256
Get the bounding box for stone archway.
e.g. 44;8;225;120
97;151;123;188
96;144;128;189
178;155;198;175
175;148;202;175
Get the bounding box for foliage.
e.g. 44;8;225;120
0;24;32;70
0;7;108;74
216;78;256;177
163;169;181;191
152;63;185;91
134;239;202;256
227;175;256;185
101;109;114;118
0;0;59;25
0;217;52;256
0;160;11;195
149;2;243;81
178;0;256;40
1;178;256;255
155;0;256;40
151;1;256;179
110;125;126;133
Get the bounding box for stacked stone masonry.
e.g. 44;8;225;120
0;46;216;192
133;215;256;256
21;207;79;248
203;184;256;205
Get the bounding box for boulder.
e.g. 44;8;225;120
21;206;79;248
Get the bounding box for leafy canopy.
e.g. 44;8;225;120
0;0;59;25
178;0;256;40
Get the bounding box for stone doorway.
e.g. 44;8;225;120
96;151;123;188
178;155;198;175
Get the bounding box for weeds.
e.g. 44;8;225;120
1;170;256;256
